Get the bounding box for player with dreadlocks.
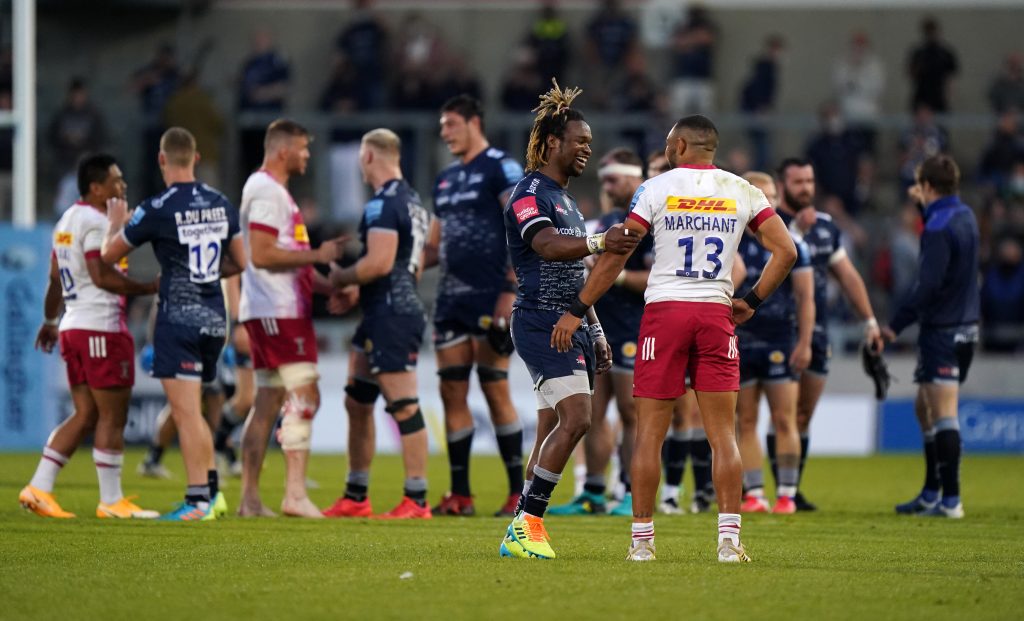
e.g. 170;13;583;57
499;80;640;560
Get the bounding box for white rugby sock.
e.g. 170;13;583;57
30;447;69;493
93;448;124;505
662;484;680;502
718;513;741;546
632;521;654;542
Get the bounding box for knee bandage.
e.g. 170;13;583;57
276;393;317;450
477;366;509;384
438;365;473;382
386;398;425;435
279;362;320;391
345;377;381;404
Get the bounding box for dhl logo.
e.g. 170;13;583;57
55;232;73;245
294;224;309;243
665;196;737;214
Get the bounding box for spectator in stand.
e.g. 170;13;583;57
237;29;291;176
898;103;949;192
989;52;1024;114
614;50;657;113
437;54;483;105
669;4;717;116
981;237;1024;353
739;34;785;170
526;0;570;83
392;13;447;110
321;52;371;223
806;101;865;217
47;78;108;215
336;0;389;109
907;17;958;113
584;0;638;109
131;43;179;193
979;110;1024;194
833;31;885;154
163;71;225;190
501;46;545;112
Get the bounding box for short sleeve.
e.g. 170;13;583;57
627;184;652;230
248;198;284;236
827;222;846;265
746;185;775;232
793;236;813;271
81;220;104;258
122;204;157;248
366;198;399;232
511;193;553;239
498;158;524;193
225;200;241;239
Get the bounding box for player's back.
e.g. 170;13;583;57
358;178;429;316
627;165;775;306
433;148;523;296
53;202;126;333
238;171;312;321
123;182;239;328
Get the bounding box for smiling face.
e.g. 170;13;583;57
551;120;592;178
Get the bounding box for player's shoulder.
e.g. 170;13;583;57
198;182;231;206
484;147;508;160
509;171;545;200
242;171;284;199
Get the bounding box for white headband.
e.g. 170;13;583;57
598;163;643;179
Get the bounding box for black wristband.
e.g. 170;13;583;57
743;289;763;310
568;296;589;319
502;280;517;294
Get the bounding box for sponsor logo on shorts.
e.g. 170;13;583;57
364;338;374;353
665;196;738;214
769;350;785;364
478;315;493;330
576;354;586;367
641;337;656;361
513;196;540;223
120;361;131;379
295;337;306;356
181;361;203;372
938;366;959;378
88;335;107;358
261;318;280;336
622;341;637;359
728;336;739;360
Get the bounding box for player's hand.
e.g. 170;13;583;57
148;275;160;296
316;235;349;264
907;183;925;207
603;224;641;255
790;341;812;374
865;323;884;354
731;298;755;325
327;285;359;315
881;326;898;344
551;312;582;352
492;291;515;328
35;324;59;353
594;337;612;374
106;197;129;227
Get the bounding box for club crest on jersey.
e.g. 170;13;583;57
666;196;737;214
513;196;540;223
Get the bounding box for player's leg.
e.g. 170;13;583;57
216;339;255;476
737;383;770;512
514;405;557;516
476;336;524;517
763;380;800;514
794;371;827;510
550;369;611;515
897;388;941;513
376;369;430;518
922;382;964;517
238;382;285;517
161;377;216;517
433;335;476;515
685;398;714;512
660;396;689;513
695;389;750;562
608;370;637;516
628;396;673;561
276;362;323;518
139;404;176;478
324;348;378;518
92;385;160;519
20;383;97;518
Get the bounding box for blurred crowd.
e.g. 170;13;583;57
6;0;1024;352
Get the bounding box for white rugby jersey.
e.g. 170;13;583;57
627;164;776;306
239;171;313;321
53;202;127;333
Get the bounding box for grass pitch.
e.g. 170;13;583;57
1;450;1022;621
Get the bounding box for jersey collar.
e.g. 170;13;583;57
923;195;961;221
676;163;716;170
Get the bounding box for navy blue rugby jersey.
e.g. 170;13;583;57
504;171;587;313
787;210;843;329
358;178;430;316
735;231;812;342
434;147;523;297
123;182;239;328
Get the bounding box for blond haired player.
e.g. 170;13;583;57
20;154;160;519
553;115;798;562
